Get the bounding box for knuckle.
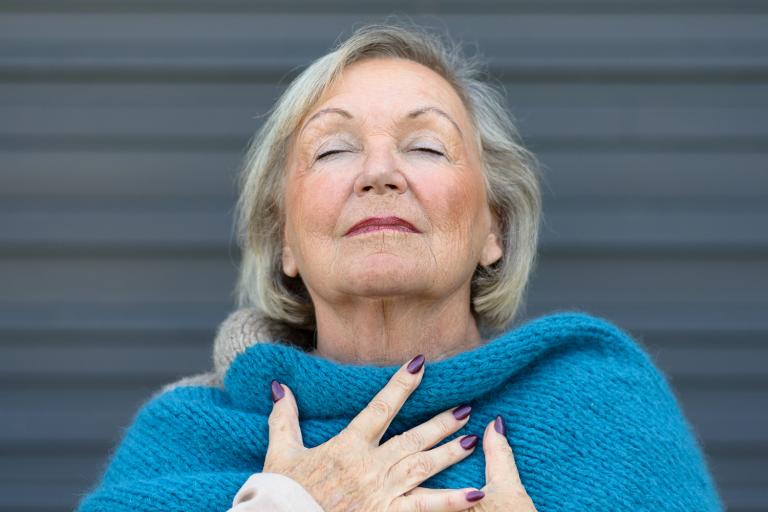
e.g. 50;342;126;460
399;429;426;452
407;453;435;480
392;374;414;393
368;398;393;419
434;415;453;437
414;496;429;512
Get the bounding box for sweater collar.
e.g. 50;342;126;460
214;308;610;423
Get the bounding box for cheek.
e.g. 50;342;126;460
422;173;483;240
288;173;347;239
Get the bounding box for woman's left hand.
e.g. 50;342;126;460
405;415;538;511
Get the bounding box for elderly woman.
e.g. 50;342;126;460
77;22;723;512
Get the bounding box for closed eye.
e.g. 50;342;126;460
317;149;347;160
318;148;444;159
413;147;444;157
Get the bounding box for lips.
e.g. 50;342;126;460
345;216;419;236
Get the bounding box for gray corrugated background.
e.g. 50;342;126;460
1;1;766;510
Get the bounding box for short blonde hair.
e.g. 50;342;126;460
234;20;543;350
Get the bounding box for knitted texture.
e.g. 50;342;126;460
77;309;724;511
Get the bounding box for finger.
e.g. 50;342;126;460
388;433;479;495
483;415;521;486
266;381;304;459
404;487;451;496
393;486;485;511
379;403;473;465
346;354;426;444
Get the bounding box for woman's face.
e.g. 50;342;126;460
281;57;502;304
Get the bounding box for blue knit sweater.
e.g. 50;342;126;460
77;310;724;511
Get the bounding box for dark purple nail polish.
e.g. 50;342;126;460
406;354;425;374
465;490;485;502
494;415;505;435
460;434;478;450
452;404;472;420
271;380;285;402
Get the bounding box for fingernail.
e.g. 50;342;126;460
406;354;425;374
494;415;505;435
271;380;285;402
465;490;485;502
452;404;472;420
460;434;478;450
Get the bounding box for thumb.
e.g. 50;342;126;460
267;380;305;456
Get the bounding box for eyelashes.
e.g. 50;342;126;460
316;149;346;160
412;147;445;157
316;147;445;160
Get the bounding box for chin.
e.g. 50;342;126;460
342;264;424;294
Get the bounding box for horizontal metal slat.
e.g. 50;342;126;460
4;82;768;109
0;15;766;80
0;301;231;331
1;13;766;42
3;0;768;15
2;105;767;139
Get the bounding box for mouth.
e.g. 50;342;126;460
345;216;420;237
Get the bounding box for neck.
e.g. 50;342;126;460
310;285;486;366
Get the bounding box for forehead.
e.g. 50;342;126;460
300;57;470;132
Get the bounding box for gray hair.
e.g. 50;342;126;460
233;20;543;350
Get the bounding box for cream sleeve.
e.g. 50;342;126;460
228;472;326;512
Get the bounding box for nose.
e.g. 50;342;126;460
353;144;408;196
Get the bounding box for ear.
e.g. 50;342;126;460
281;238;299;278
479;215;503;267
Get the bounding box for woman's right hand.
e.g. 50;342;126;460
261;354;485;512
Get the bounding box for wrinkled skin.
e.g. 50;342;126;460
280;56;504;367
263;56;537;511
262;358;538;512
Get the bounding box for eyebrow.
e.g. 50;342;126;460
300;105;464;139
